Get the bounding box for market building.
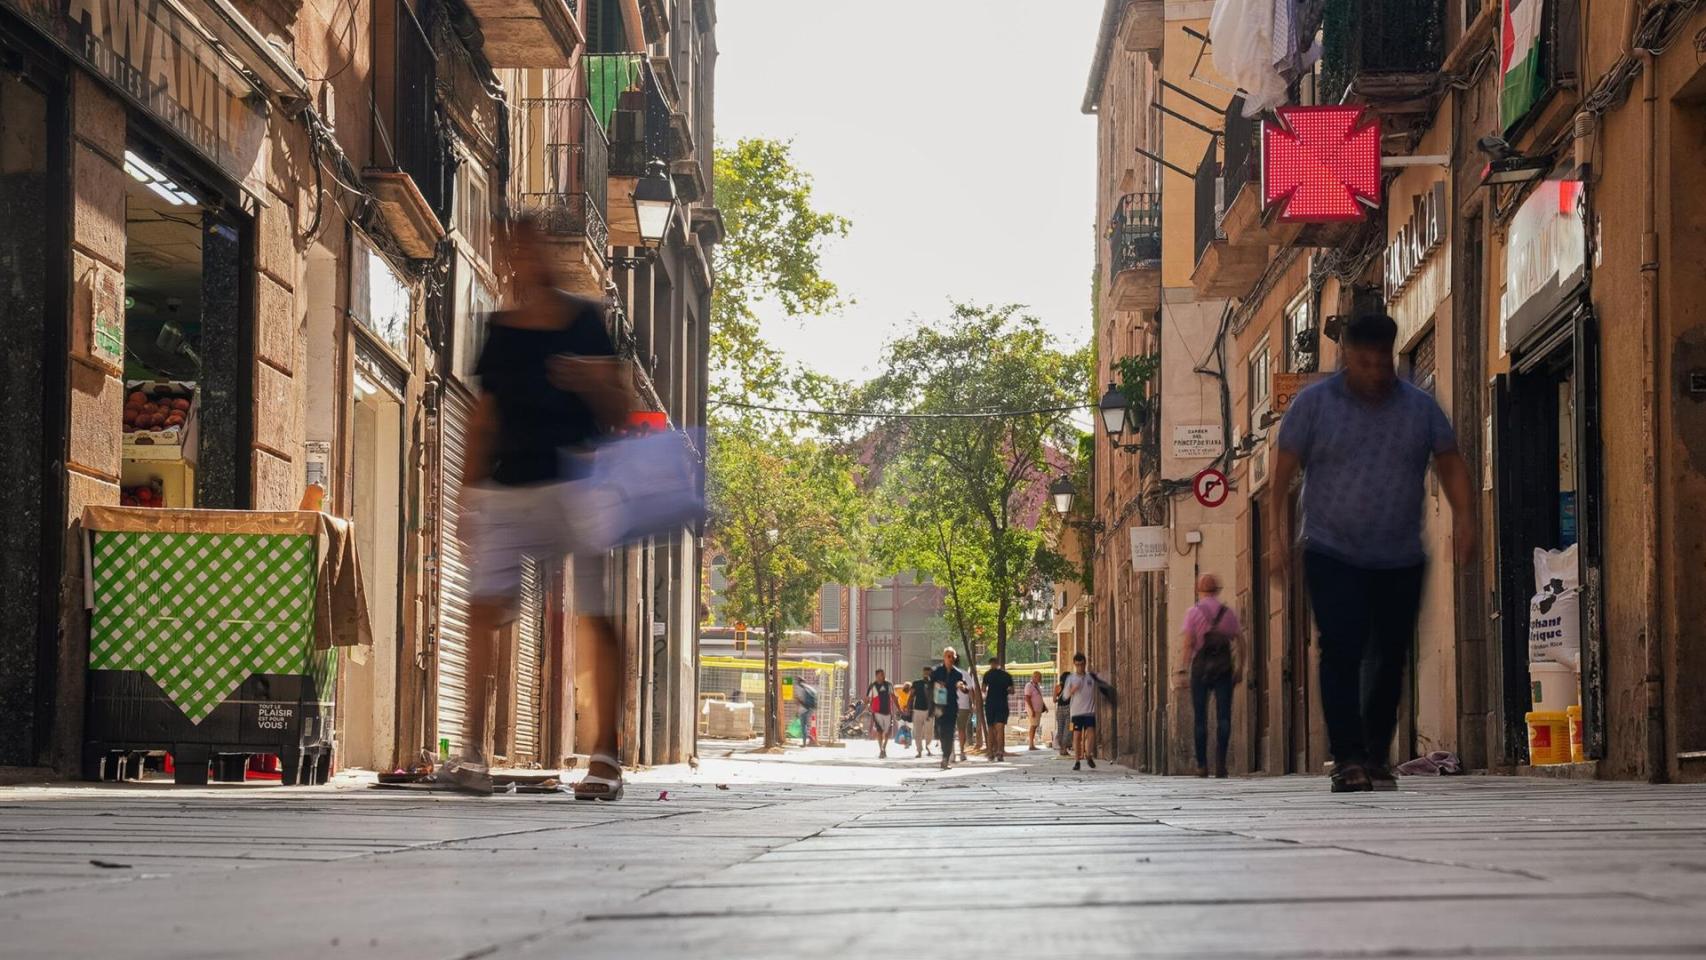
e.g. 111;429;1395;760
0;0;717;777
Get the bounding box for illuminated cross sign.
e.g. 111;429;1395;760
1262;105;1383;223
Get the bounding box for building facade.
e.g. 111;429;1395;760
1081;0;1706;782
0;0;717;776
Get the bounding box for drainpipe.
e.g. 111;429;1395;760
1638;49;1668;783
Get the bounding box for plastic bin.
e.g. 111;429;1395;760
1526;710;1572;765
1529;661;1579;712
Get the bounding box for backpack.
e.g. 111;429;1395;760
1091;672;1118;707
1195;604;1236;684
797;683;818;710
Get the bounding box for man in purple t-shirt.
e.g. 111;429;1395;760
1273;314;1476;793
1181;573;1242;778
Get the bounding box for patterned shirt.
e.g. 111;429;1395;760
1275;371;1457;569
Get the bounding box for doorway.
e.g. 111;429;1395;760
1285;484;1315;773
1248;499;1269;773
0;51;67;766
343;377;404;770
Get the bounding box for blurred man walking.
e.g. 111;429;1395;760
981;657;1013;762
866;669;896;759
930;648;970;770
911;666;936;758
1182;573;1241;778
1024;671;1048;751
1273;313;1475;793
1060;652;1104;771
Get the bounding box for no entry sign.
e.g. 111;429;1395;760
1193;468;1229;508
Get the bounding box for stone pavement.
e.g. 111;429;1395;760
2;744;1705;959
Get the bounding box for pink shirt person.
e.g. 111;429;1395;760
1182;593;1242;663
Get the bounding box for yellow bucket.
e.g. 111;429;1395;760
1566;705;1585;763
1526;711;1571;765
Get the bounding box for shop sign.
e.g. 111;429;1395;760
1273;371;1326;414
1129;526;1167;572
1501;180;1586;353
5;0;269;184
1386;181;1451;349
87;266;124;366
1172;424;1224;460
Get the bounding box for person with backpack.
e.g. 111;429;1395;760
1182;573;1242;778
793;678;820;746
1061;652;1113;770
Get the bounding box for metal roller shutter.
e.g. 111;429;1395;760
513;556;545;763
437;385;475;756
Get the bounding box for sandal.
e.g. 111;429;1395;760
1331;763;1373;793
572;753;625;802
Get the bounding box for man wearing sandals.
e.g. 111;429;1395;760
454;216;632;799
1272;313;1475;794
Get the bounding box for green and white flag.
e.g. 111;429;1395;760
1501;0;1545;130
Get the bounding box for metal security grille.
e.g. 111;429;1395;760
513;556;545;764
436;385;475;756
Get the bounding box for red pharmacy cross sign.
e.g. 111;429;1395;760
1262;105;1382;223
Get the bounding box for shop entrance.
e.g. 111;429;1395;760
344;375;404;770
120;145;248;510
0;48;66;766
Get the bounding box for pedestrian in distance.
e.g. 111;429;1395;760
1024;671;1049;751
953;659;973;762
1182;573;1242;778
981;657;1013;762
1054;672;1073;756
455;216;635;799
929;647;971;770
1061;652;1109;770
866;669;897;759
794;678;820;747
912;666;936;758
1272;312;1476;793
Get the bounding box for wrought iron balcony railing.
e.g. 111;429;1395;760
1193;142;1220;265
1222;95;1258;210
585;53;672;177
510;97;609;256
1111;192;1162;279
394;0;446;221
1319;0;1446;104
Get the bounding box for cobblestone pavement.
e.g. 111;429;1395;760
2;745;1704;959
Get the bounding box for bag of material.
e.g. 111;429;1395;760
587;428;706;547
1527;544;1581;672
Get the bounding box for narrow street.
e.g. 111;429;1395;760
3;748;1704;959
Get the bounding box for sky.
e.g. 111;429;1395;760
713;0;1104;384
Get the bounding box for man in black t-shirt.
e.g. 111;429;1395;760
982;657;1014;762
865;669;895;759
911;667;936;758
456;216;633;798
929;647;970;770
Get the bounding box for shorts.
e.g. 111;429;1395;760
986;704;1010;725
465;479;615;619
1071;714;1097;731
872;712;893;733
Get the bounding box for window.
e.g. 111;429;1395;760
453;151;491;267
819;584;842;632
1286;291;1317;373
351;234;411;357
454;253;497;381
1248;335;1272;423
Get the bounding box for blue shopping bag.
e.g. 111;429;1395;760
590;428;706;544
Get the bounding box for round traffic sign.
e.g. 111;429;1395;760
1193;468;1229;508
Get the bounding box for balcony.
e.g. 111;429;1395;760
1319;0;1446;124
588;53;679;247
1191;140;1268;299
1108;193;1161;313
461;0;583;67
1216;96;1302;250
510;98;610;296
366;0;445;260
1118;0;1163;53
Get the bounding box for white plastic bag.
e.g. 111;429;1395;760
1527;545;1581;672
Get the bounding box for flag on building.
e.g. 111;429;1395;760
1501;0;1545;130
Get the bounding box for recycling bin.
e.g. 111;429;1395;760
80;507;369;786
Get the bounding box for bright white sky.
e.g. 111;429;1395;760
713;0;1103;383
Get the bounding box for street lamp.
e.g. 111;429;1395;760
1098;382;1129;439
1049;475;1077;516
633;160;678;246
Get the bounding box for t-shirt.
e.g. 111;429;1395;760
1024;680;1045;712
911;679;934;713
929;665;964;717
475;291;617;486
1182;597;1243;663
955;669;972;711
1063;672;1098;717
982;668;1013;708
867;680;894;715
1275;370;1457;569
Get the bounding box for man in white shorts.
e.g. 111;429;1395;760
865;670;896;759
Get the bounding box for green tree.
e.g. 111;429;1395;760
712;138;851;403
706;421;867;747
865;303;1086;667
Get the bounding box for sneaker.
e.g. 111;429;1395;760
1086;757;1096;769
1365;762;1398;791
1073;761;1081;771
1330;763;1373;793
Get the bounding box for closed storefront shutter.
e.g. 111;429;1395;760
513;556;545;763
437;384;475;755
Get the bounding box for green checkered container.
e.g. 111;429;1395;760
82;511;338;786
